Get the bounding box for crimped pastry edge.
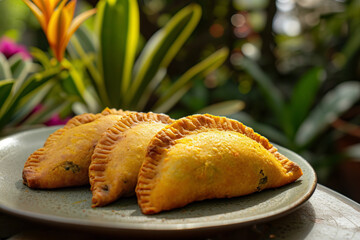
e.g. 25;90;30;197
22;108;127;188
136;114;303;214
89;112;174;207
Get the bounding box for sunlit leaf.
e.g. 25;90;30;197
0;67;61;129
153;47;228;112
61;65;100;112
125;3;202;107
197;100;245;116
96;0;139;106
80;87;102;113
22;96;75;125
10;80;56;126
0;79;14;108
67;26;96;59
0;53;12;80
67;27;105;106
136;68;166;111
153;85;191;113
61;59;86;100
30;47;52;69
9;54;33;92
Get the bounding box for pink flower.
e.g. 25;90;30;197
44;114;72;126
0;37;32;60
32;104;72;126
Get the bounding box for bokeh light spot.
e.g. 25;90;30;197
210;23;224;38
231;13;246;27
233;25;250;38
241;43;260;60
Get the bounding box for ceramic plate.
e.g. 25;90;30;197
0;126;316;234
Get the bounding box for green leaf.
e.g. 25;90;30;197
9;54;32;91
67;26;96;60
230;112;289;147
0;79;14;108
23;97;75;125
239;57;284;117
281;106;295;142
153;84;191;113
125;3;202;106
61;60;86;101
30;47;52;69
341;27;360;64
197;100;245;116
0;67;61;130
136;68;167;111
96;0;139;106
10;80;56;126
296;81;360;148
153;47;228;112
288;67;325;137
59;61;101;113
0;53;12;80
67;30;104;106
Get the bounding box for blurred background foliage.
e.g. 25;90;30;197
0;0;359;201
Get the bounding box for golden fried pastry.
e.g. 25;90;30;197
90;112;173;207
136;114;303;214
23;108;129;189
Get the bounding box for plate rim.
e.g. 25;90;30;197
0;126;317;232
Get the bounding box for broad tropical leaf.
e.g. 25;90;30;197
61;60;86;100
289;67;324;131
0;53;12;80
9;54;33;91
153;47;228;112
10;80;56;126
0;67;61;129
22;97;75;125
136;68;167;110
67;28;104;106
125;3;202;107
60;59;101;113
96;0;139;106
30;47;52;69
0;79;14;108
239;57;284;117
153;85;191;113
230;111;289;147
295;81;360;147
67;26;96;60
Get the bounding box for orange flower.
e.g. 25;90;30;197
23;0;96;62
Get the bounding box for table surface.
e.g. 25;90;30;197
1;184;359;240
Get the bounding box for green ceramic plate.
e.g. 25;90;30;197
0;127;316;234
